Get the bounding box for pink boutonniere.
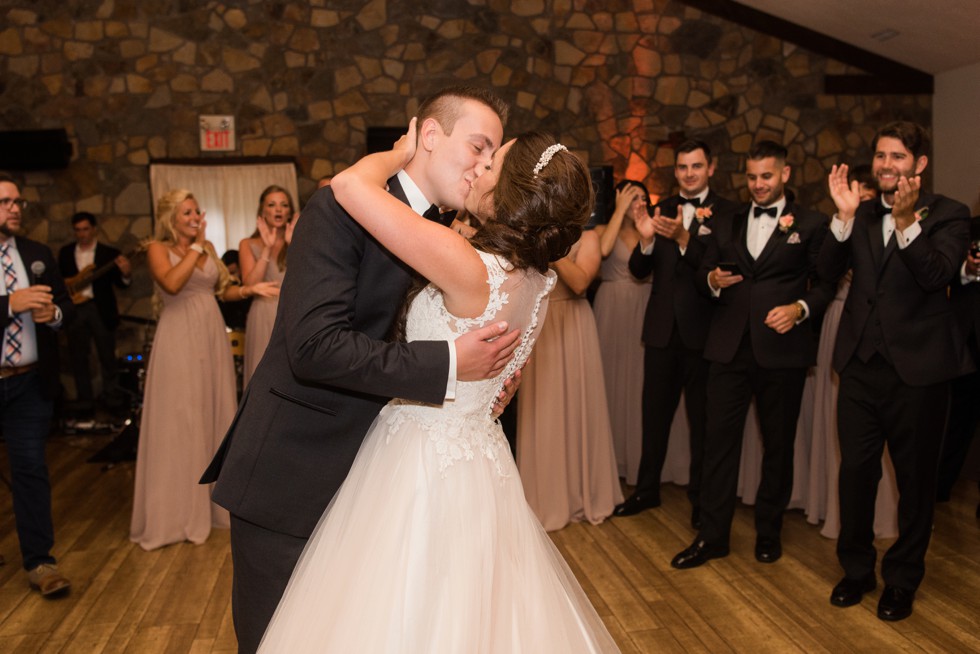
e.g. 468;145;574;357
694;205;713;224
778;213;795;233
914;206;929;222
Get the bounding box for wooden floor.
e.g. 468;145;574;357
1;430;978;653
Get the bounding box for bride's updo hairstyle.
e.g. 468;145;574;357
470;131;594;273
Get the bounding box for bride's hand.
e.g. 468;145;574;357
392;117;419;168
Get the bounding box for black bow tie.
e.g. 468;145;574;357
679;196;702;208
753;206;778;218
422;204;442;221
874;202;892;219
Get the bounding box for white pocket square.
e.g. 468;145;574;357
787;232;801;244
698;225;712;235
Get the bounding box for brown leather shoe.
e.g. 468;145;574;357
27;563;71;597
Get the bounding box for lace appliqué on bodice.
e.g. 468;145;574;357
383;251;556;477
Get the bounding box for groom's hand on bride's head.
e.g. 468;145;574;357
455;321;521;382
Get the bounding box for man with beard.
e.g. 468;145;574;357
670;141;834;570
615;140;738;530
0;174;75;596
822;121;970;621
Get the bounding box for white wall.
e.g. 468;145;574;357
934;61;980;214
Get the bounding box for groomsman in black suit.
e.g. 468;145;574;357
671;141;834;569
936;215;980;506
614;140;738;528
822;122;970;621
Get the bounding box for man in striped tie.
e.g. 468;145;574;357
0;173;75;596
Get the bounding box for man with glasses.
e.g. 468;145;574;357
0;173;75;596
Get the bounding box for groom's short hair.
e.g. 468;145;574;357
417;87;509;135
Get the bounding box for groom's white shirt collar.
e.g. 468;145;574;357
396;170;432;216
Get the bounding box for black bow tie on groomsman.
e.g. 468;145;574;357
753;206;778;218
423;204;456;228
679;196;702;207
874;201;892;219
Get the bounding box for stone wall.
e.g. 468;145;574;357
0;0;930;327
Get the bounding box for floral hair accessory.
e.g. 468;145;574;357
695;205;713;224
532;144;568;177
778;213;795;233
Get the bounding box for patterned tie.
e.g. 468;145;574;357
0;243;22;366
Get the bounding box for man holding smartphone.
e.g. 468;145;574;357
615;140;738;530
670;141;834;569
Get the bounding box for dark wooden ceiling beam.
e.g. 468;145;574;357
677;0;934;94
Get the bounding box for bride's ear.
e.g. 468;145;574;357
417;117;440;153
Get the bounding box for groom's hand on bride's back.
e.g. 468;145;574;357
455;321;521;382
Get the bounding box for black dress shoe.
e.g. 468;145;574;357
690;506;701;530
670;539;729;569
877;586;914;621
613;493;661;517
830;575;876;607
754;537;782;563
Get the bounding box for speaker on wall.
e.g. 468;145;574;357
366;127;407;155
588;165;614;228
0;129;73;171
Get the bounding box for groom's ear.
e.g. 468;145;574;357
417;117;441;154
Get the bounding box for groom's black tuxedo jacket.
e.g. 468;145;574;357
203;177;450;538
628;190;739;350
697;201;834;368
818;193;972;386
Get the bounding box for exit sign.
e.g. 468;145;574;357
200;115;235;152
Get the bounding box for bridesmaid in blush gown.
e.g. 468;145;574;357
259;128;619;652
592;180;652;484
518;229;624;531
239;185;290;387
130;190;278;551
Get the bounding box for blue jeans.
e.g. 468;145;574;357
0;370;56;570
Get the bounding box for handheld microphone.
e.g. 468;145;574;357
30;261;45;285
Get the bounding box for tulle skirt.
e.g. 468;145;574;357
259;404;620;653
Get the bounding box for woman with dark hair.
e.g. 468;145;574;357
239;185;290;386
131;190;278;551
593;179;653;484
258;125;619;652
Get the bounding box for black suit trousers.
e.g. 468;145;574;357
699;337;807;547
229;514;308;654
67;301;119;402
635;328;708;505
937;369;980;501
836;355;948;591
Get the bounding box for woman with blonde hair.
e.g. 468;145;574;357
131;189;278;551
239;185;292;386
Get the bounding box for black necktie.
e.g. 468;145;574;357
679;196;701;208
753;206;778;218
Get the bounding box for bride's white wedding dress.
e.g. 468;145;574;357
259;251;620;653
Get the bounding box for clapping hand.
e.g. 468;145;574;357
633;204;657;245
892;175;922;232
257;215;279;248
653;212;690;248
828;164;861;222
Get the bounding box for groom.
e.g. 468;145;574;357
202;87;511;653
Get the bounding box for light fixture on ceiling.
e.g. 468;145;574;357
871;28;900;42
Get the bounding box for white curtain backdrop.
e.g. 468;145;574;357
149;162;298;256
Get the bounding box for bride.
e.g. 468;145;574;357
258;122;620;653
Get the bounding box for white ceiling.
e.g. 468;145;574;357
737;0;980;74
